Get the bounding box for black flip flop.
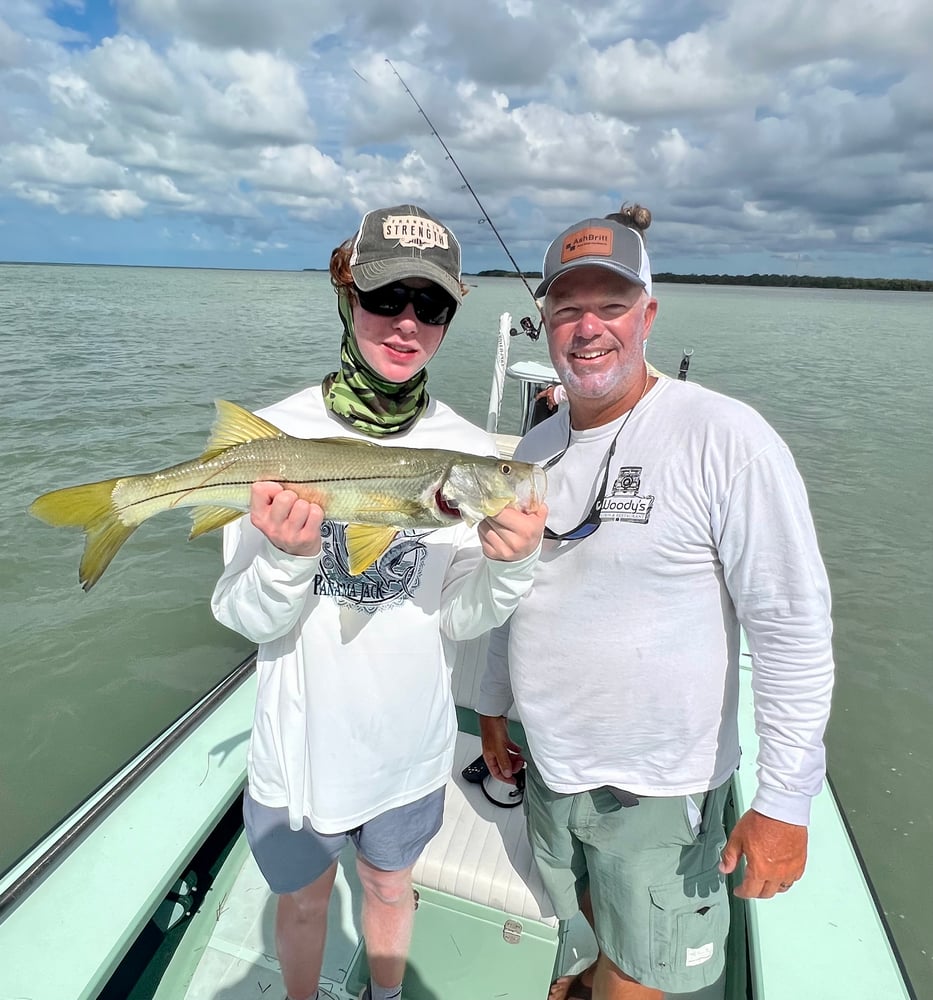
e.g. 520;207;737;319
461;754;490;783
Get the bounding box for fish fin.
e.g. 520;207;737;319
29;479;118;527
188;505;244;539
29;479;136;591
201;400;286;461
345;524;398;576
77;517;138;592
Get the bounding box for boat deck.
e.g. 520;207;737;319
175;835;593;1000
0;645;915;1000
182;839;357;999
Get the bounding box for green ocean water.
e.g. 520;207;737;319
1;264;930;991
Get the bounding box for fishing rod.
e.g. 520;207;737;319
385;59;541;339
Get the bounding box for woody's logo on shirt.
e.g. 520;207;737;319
600;466;654;524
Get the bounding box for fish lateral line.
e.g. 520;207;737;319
116;473;429;513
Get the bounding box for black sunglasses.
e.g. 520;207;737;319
355;282;457;326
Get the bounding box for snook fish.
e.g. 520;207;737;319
29;399;547;591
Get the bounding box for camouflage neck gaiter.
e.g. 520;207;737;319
322;288;429;437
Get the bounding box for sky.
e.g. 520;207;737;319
1;0;932;278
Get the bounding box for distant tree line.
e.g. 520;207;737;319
472;270;543;278
472;269;932;292
652;272;932;292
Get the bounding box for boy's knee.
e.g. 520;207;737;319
357;862;414;907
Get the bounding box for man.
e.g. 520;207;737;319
478;207;834;1000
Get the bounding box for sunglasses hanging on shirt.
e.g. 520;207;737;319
541;425;622;541
541;374;650;542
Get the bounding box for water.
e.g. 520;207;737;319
1;265;930;992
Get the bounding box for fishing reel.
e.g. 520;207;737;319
509;316;542;341
678;349;694;381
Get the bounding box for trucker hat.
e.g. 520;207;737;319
349;204;463;304
535;217;652;299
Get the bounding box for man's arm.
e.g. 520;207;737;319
715;439;835;896
477;620;524;782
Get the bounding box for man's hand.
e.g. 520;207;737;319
719;808;808;899
479;714;525;784
535;385;563;410
477;502;548;562
250;482;324;557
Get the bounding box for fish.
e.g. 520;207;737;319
28;399;547;591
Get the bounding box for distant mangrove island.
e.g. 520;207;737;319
471;269;932;292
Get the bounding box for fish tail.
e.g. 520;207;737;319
29;479;137;591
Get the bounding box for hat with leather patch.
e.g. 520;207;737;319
535;217;652;299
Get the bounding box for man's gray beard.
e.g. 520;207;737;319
552;358;639;401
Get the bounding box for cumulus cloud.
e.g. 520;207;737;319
116;0;345;55
0;0;930;276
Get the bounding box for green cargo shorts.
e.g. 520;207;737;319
523;760;731;994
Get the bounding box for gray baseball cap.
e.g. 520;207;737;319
535;217;653;299
349;204;463;303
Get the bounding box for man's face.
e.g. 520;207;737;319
543;266;657;403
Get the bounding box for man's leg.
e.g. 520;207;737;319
548;886;663;1000
356;855;416;996
581;785;731;1000
592;954;663;1000
548;888;596;1000
276;862;339;1000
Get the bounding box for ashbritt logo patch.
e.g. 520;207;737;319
561;226;614;263
382;214;449;250
599;466;654;524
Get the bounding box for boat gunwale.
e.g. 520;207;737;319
0;652;256;921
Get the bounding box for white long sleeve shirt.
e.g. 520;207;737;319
212;386;539;833
478;375;834;826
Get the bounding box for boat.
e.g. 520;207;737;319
0;312;916;1000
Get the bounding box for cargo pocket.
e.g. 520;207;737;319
647;868;729;990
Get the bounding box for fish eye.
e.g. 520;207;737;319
500;463;512;475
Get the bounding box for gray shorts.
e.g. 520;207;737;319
243;787;445;894
524;761;732;994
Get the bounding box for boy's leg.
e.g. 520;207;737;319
243;791;347;1000
353;786;446;998
277;862;339;1000
356;856;417;994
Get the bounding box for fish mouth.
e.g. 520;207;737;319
532;465;547;507
435;491;463;520
513;465;547;512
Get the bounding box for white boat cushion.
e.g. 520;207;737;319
412;731;558;927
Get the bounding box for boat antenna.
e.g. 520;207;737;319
385;59;541;339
